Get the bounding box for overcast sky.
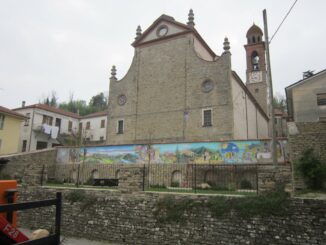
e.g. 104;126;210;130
0;0;325;109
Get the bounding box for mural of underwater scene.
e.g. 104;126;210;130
80;145;149;164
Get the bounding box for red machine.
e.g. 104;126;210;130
0;179;62;245
0;180;29;244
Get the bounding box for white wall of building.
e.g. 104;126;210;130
79;116;107;142
231;76;269;139
15;107;80;151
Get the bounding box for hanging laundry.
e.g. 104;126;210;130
51;126;59;139
42;123;51;134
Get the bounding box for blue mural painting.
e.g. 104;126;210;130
56;140;288;164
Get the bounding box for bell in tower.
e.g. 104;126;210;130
244;24;269;115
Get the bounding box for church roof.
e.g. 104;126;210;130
132;14;217;58
246;24;263;37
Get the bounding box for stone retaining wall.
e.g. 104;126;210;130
52;163;292;193
0;149;57;185
288;122;326;163
17;187;326;245
287;122;326;189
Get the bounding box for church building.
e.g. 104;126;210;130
107;10;269;145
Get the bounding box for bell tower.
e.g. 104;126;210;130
244;24;269;115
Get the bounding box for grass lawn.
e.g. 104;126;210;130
146;187;257;196
44;182;118;190
294;190;326;200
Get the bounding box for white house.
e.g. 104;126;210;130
79;111;107;144
13;103;108;152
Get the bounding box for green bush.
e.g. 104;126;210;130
296;149;326;190
239;179;253;189
153;196;197;223
170;181;180;187
84;177;94;186
66;189;87;204
65;189;96;211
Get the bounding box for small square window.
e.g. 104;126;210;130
100;136;104;141
101;119;105;128
86;121;91;130
117;120;124;134
24;113;30;126
42;115;53;125
22;140;27;152
68;121;73;132
202;109;212;127
317;93;326;106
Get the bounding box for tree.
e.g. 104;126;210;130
273;93;287;112
39;91;108;116
89;92;108;111
296;149;326;190
40;90;58;107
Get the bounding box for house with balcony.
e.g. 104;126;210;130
13;103;108;152
13;103;80;151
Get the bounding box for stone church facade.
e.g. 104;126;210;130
107;11;269;145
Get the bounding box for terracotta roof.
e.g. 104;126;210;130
0;106;27;120
81;110;108;119
246;24;263;37
13;104;81;119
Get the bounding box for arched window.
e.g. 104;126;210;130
251;51;260;70
171;170;182;187
252;36;256;43
91;169;99;179
257;36;261;42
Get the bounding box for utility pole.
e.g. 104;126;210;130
263;9;277;167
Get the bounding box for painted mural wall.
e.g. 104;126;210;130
56;140;288;164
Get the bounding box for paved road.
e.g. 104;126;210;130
20;228;121;245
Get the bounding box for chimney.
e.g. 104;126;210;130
22;101;26;108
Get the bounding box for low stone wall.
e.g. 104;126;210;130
257;164;292;192
17;187;326;245
0;149;57;185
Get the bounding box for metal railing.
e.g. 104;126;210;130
143;164;258;194
43;163;121;189
0;193;61;245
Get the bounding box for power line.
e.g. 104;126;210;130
269;0;299;44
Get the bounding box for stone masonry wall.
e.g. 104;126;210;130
17;187;326;245
287;122;326;189
52;163;292;193
0;149;57;186
288;122;326;163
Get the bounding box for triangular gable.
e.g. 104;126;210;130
132;14;192;47
132;14;216;58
